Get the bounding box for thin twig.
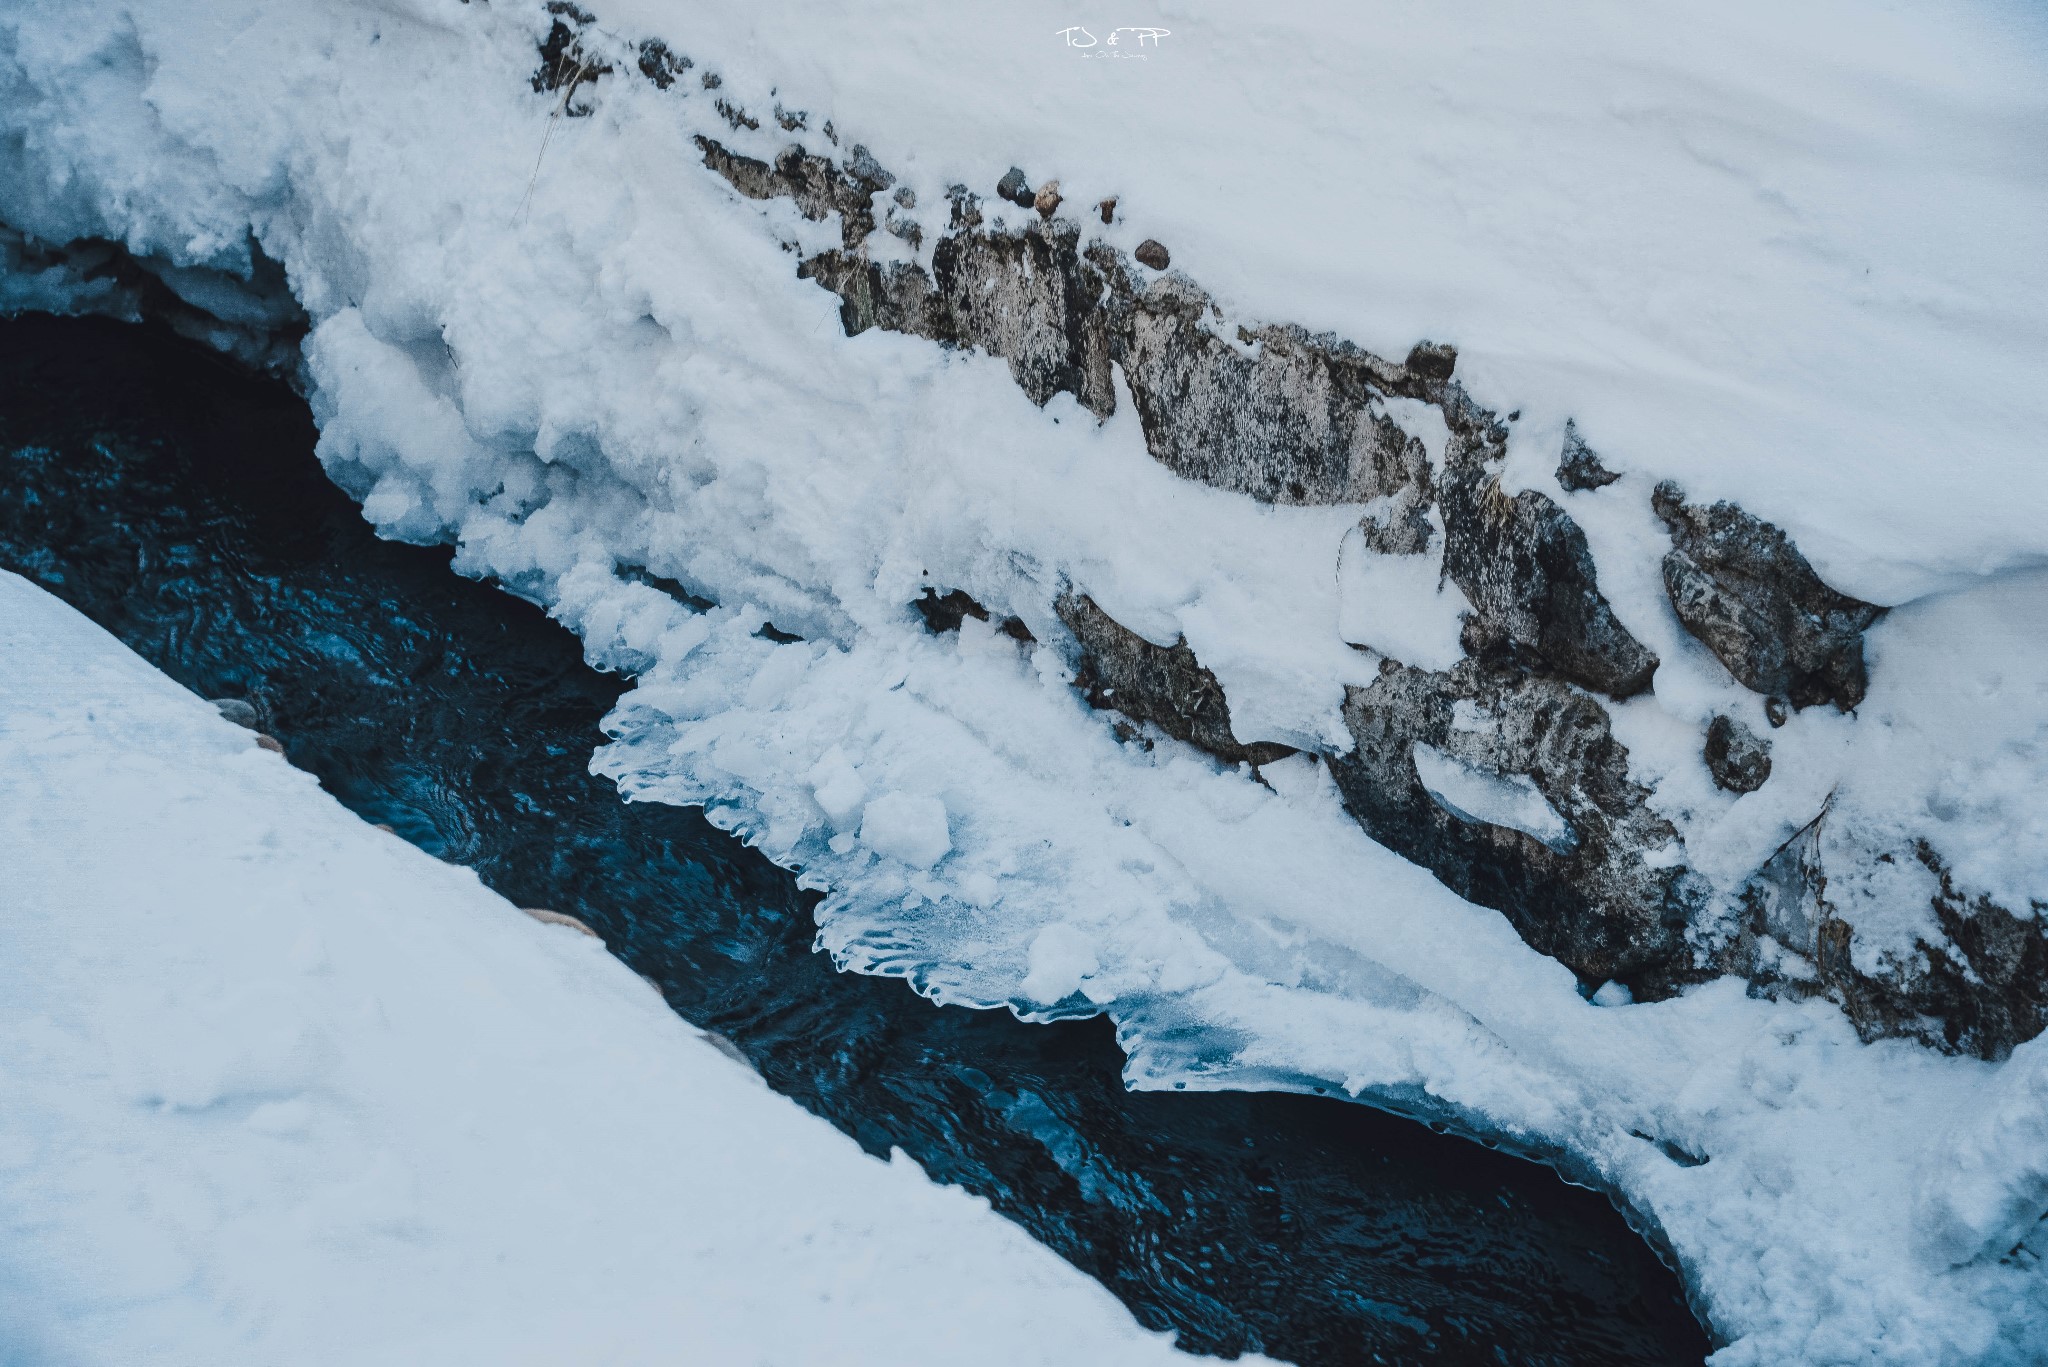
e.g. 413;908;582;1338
516;50;595;225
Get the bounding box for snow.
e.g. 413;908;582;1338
1335;524;1469;672
0;570;1218;1366
859;790;952;869
1410;743;1576;853
2;0;2047;1359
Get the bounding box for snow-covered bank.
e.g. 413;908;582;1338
3;0;2046;1359
0;570;1215;1366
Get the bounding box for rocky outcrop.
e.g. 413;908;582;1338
1328;659;1696;993
694;138;894;249
1653;482;1887;712
1735;824;2048;1059
784;206;1439;541
671;116;1980;1031
1055;592;1294;768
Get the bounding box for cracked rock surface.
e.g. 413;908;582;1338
1653;480;1887;712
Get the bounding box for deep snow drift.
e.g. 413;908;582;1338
2;0;2046;1359
0;569;1220;1366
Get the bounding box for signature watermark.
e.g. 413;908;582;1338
1055;26;1170;59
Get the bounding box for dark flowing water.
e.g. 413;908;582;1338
0;315;1707;1366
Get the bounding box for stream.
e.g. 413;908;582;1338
0;313;1708;1366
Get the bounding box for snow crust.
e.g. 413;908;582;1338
1411;743;1576;853
3;0;2047;1359
0;570;1214;1366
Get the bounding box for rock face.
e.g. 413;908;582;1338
783;204;1440;536
694;137;893;248
1055;593;1294;769
1439;449;1659;700
1653;482;1887;711
1703;715;1771;794
1734;825;2048;1059
1328;659;1696;993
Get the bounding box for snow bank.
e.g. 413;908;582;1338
0;571;1212;1366
3;0;2046;1359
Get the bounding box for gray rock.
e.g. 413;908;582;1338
211;697;260;730
634;38;690;90
1057;592;1293;768
1555;420;1621;492
1116;287;1437;526
996;166;1034;207
1733;826;2048;1060
1439;442;1660;699
1703;715;1771;793
796;221;1119;417
1402;340;1457;382
1328;658;1698;994
694;137;889;248
1654;482;1886;711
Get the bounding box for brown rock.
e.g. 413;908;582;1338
1134;239;1170;270
521;907;603;942
1034;180;1062;219
254;733;286;755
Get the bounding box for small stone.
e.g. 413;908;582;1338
1098;197;1117;224
1403;340;1458;381
522;907;603;941
1134;238;1171;270
995;166;1033;207
892;185;916;209
1034;180;1062;219
372;823;397;834
1704;714;1773;793
1764;697;1790;729
254;733;286;756
1556;420;1622;492
211;697;260;730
